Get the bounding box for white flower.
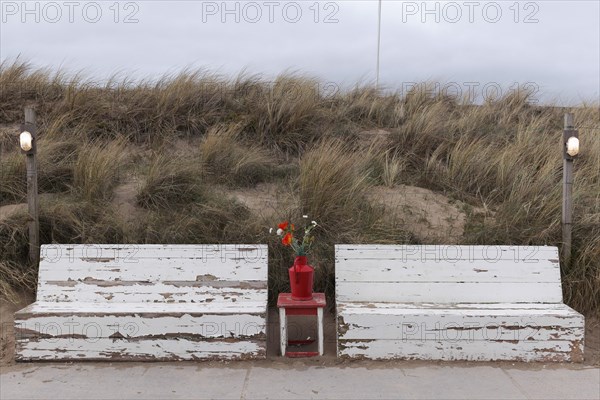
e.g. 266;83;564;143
276;228;284;236
269;228;273;234
311;221;318;226
303;215;308;218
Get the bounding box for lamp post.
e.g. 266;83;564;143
376;0;382;90
20;107;40;266
562;113;579;267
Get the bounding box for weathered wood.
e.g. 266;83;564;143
38;245;267;280
338;338;584;362
15;301;267;314
337;282;563;303
336;245;561;303
317;307;324;356
37;281;267;303
24;107;39;266
16;337;267;361
562;157;573;266
338;305;584;341
16;244;269;361
562;113;575;266
15;312;267;339
335;245;585;362
336;258;561;282
337;245;558;259
277;293;326;357
279;308;287;356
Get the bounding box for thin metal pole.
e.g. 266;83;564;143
562;113;574;267
376;0;382;90
24;107;40;266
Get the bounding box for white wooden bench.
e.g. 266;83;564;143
336;245;585;362
15;244;268;361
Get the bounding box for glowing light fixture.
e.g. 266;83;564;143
20;131;33;152
566;136;580;157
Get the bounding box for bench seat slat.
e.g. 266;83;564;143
16;301;268;314
338;304;584;340
339;303;583;316
338;339;583;362
338;302;577;311
38;282;267;303
336;259;560;283
337;245;559;260
337;282;563;303
39;246;267;283
16;337;266;361
41;244;265;260
16;308;266;340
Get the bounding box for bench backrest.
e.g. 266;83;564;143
37;244;268;304
335;245;563;303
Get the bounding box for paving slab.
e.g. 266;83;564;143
1;362;598;400
396;366;526;400
1;364;248;400
244;366;406;399
504;367;600;400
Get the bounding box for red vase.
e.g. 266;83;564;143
289;256;314;301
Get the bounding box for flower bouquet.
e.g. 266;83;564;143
272;217;318;300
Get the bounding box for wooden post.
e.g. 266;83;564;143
376;0;382;90
562;113;575;267
23;107;40;266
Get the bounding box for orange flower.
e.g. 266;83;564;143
278;221;295;231
282;233;293;246
278;221;289;230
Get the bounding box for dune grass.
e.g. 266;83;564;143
136;154;204;210
0;60;598;313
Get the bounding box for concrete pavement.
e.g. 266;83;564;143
1;361;599;400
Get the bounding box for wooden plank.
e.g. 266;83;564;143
39;246;268;283
40;259;267;282
338;338;584;362
338;302;582;318
336;282;563;303
318;308;324;356
337;309;584;341
16;337;266;361
15;313;267;339
37;283;268;303
337;302;576;311
40;244;267;262
336;245;559;261
16;301;267;315
336;258;560;283
38;257;268;283
279;308;287;356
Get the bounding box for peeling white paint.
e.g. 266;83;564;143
335;245;585;362
16;338;266;361
16;244;269;361
339;339;581;362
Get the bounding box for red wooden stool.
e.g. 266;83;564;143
277;293;326;357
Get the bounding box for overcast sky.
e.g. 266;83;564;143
1;0;599;104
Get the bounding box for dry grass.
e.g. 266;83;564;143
73;139;127;202
200;124;280;186
298;140;371;236
136;153;204;210
0;152;26;205
0;60;598;312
